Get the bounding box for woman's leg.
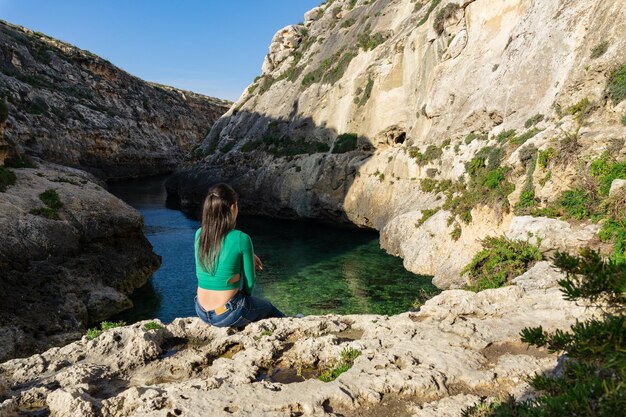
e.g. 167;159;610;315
241;295;285;322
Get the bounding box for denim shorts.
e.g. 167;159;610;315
195;292;250;329
195;292;285;329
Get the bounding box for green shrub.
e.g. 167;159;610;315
559;188;594;220
420;178;453;193
323;50;357;85
241;140;263;153
464;249;625;417
40;189;62;210
433;3;460;34
464;132;488;144
426;168;439;178
450;224;462;241
143;321;162;331
537;147;557;169
302;49;358;88
462;236;542;292
86;320;126;340
590;40;609;59
332;133;358;153
590;153;626;196
358;31;387;51
516;190;536;210
607;63;626;104
480;167;508;190
517;145;537;165
30;189;63;219
510;128;541;146
524;113;544;128
515;152;538;213
0;166;16;192
4;154;36;168
319;348;361;382
538;170;552;186
341;18;356;28
220;141;235;153
409;144;442;165
565;97;590;120
475;146;504;170
354;77;374;107
416;208;439;227
494;129;516;143
622;112;626;126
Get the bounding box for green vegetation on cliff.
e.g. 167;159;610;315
433;3;460;34
607;63;626;104
461;236;543;291
465;249;626;416
332;133;358;153
30;188;63;219
0;166;16;192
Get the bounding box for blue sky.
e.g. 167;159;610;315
0;0;321;101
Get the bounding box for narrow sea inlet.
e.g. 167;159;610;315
108;176;439;322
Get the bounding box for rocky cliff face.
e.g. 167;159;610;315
0;161;160;363
0;20;231;180
168;0;626;288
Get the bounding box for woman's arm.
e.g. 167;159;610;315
240;232;256;294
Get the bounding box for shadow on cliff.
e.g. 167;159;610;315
165;109;405;226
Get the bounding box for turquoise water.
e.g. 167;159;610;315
108;177;439;322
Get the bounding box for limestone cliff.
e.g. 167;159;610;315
0;161;160;363
0;20;231;180
168;0;626;288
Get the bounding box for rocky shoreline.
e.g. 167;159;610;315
0;262;591;417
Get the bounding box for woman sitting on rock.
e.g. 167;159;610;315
194;183;285;328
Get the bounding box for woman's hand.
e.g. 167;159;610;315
254;254;263;271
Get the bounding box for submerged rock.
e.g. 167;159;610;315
0;162;160;362
0;268;592;416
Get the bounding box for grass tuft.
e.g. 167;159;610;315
86;320;126;340
143;321;162;331
319;348;361;382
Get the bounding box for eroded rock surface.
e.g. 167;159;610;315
0;162;160;362
0;21;231;179
0;269;592;417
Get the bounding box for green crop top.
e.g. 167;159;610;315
194;228;256;294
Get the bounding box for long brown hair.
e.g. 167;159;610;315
197;183;238;273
